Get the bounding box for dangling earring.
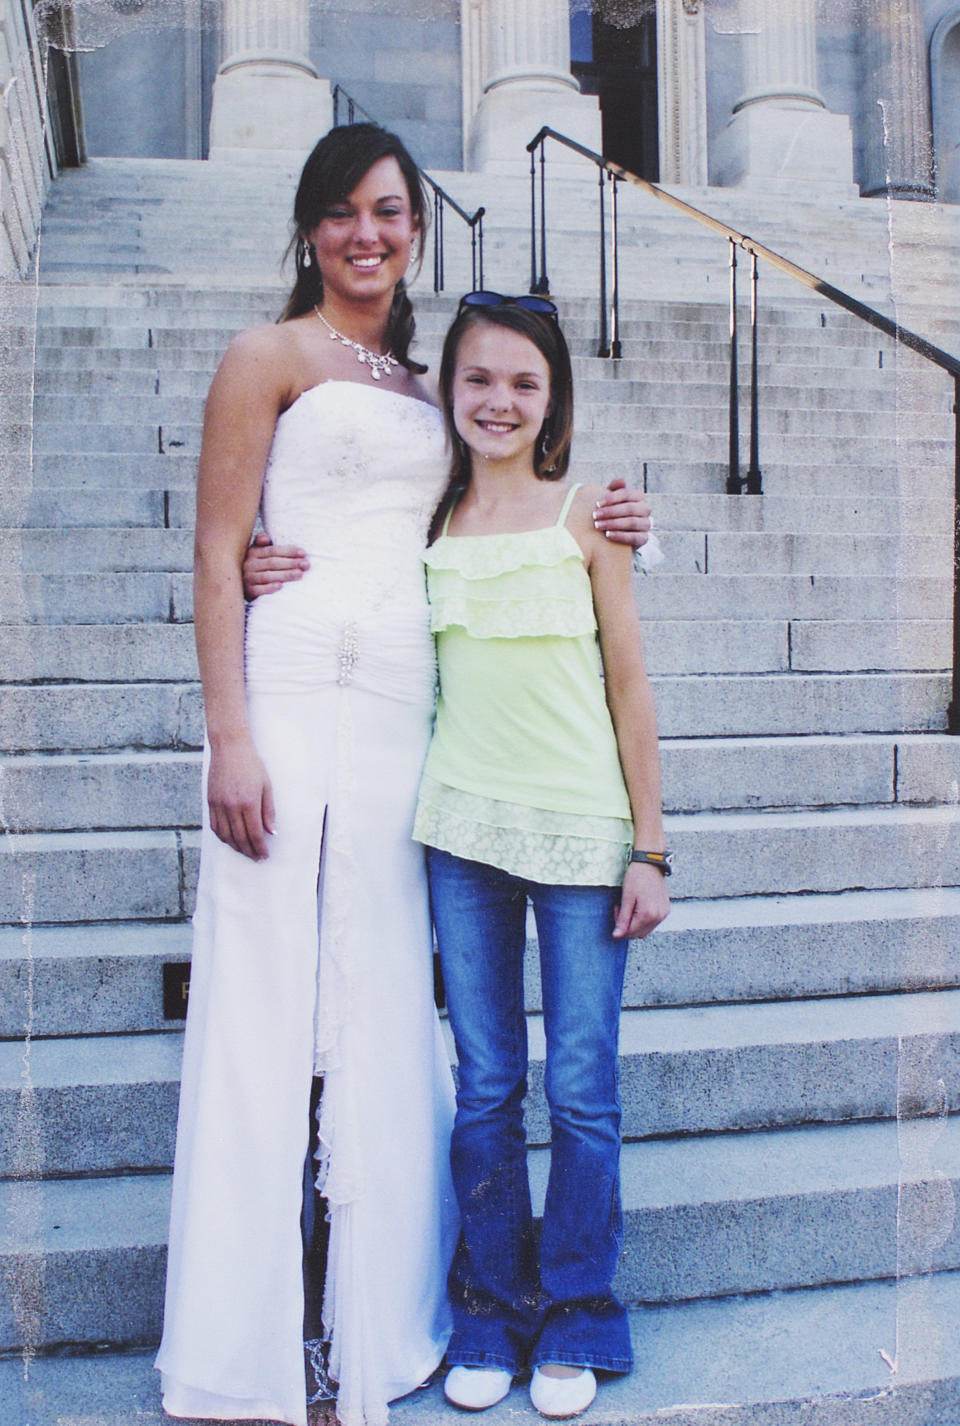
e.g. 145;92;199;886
540;425;557;473
301;238;312;269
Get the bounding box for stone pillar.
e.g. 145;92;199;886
711;0;855;192
467;0;601;171
657;0;708;187
860;0;934;199
209;0;332;160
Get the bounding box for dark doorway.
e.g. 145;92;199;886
571;3;658;179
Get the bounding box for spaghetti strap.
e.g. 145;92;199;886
556;482;583;527
442;504;456;537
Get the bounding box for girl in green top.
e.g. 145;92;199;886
414;295;671;1420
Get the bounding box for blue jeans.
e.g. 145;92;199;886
426;848;632;1375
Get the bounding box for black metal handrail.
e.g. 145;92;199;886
332;86;485;293
527;124;960;734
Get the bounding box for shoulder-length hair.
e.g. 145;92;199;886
428;303;575;542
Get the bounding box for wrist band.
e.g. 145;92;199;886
630;849;674;876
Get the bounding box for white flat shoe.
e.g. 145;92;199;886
444;1365;514;1410
530;1366;597;1419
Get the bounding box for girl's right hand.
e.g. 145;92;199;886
207;739;276;861
243;531;310;598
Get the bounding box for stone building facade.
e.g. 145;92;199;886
3;0;960;280
47;0;960;202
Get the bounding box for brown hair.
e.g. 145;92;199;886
280;123;429;374
428;303;575;542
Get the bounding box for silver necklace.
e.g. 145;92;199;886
313;306;399;382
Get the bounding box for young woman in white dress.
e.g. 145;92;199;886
156;123;652;1426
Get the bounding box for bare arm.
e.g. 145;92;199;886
194;326;292;859
575;488;670;940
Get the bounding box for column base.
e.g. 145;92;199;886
467;82;602;173
209;67;333;159
711;103;858;195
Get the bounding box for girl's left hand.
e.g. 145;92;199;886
613;861;671;939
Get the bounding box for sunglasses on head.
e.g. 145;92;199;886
458;290;559;320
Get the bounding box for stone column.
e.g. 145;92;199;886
860;0;934;199
712;0;855;192
209;0;332;160
466;0;601;171
657;0;708;187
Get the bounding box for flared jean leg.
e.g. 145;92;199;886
531;883;633;1373
426;849;539;1373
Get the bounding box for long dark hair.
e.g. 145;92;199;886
280;123;429;374
428;304;575;543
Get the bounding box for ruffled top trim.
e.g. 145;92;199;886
424;525;597;642
423;524;583;579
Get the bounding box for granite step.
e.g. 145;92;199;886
2;734;958;831
3;988;958;1176
0;668;948;746
4;1277;959;1426
3;805;959;923
7;884;958;1043
3;887;958;1039
3;1114;959;1351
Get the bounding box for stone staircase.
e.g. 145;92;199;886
3;156;960;1424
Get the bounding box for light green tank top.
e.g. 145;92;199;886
413;483;632;886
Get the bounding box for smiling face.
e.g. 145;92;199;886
451;323;553;471
304;155;418;307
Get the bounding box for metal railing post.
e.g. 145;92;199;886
726;239;741;494
529;144;538;294
597;167;609;358
950;376;960;734
476;212;484;291
610;175;622;360
746;250;762;493
433;190;441;293
536;141;549;293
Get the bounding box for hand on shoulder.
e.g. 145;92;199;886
566;483;633;571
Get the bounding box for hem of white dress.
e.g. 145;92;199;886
159;1370;305;1426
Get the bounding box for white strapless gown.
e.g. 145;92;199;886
155;383;458;1426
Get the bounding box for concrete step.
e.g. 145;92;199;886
5;486;953;544
0;832;192;924
0;626;197;683
9;529;192;574
0;752;201;830
3;734;958;831
16;525;946;584
30;386;950;431
0;488;169;530
5;568;949;628
2;805;958;924
651;671;950;737
3;1114;960;1351
4;987;958;1177
0;922;193;1038
0;681;199;758
32;415;950;461
5;1274;960;1426
0;573;189;625
4;887;957;1040
33;357;946;398
0;673;948;762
